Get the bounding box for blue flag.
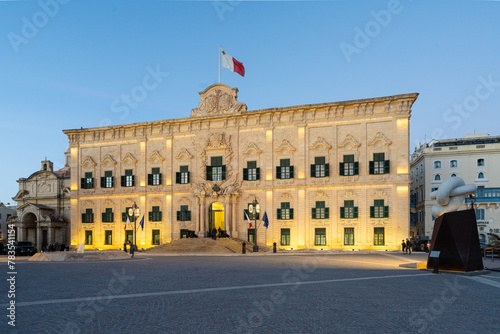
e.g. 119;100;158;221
139;215;145;231
262;211;269;229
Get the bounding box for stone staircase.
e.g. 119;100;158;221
144;237;270;254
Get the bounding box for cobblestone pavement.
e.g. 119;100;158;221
1;252;500;334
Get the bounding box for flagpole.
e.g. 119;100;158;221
218;45;221;83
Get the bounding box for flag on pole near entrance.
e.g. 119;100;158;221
220;48;245;77
245;211;252;228
125;216;130;230
262;211;269;229
139;215;145;231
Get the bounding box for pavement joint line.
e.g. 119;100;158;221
6;273;433;308
463;275;500;289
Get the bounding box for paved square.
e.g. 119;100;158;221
2;253;500;333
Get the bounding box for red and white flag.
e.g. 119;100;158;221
125;216;130;230
245;211;252;228
221;48;245;77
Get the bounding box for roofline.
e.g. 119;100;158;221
63;92;419;134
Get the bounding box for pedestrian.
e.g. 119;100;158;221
402;239;406;253
212;227;217;240
406;238;412;254
128;240;135;258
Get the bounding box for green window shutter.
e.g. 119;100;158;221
110;212;114;222
111;176;114;187
384;206;389;218
276;166;281;179
131;175;135;186
158;212;162;221
243;168;248;181
158;174;162;184
176;172;181;184
384;160;390;174
206;166;212;181
148;212;152;221
277;208;282;220
90;213;94;223
102;212;106;222
187;211;191;221
186;172;190;183
256;168;260;180
82;213;85;223
325;163;330;177
81;178;85;189
101;177;105;188
369;161;374;175
121;176;125;187
311;164;315;178
339;162;345;175
340;207;345;219
289;166;294;178
354;207;358;219
221;165;226;180
148;174;153;185
370;206;375;218
122;212;126;222
177;211;181;221
290;208;294;220
312;208;316;219
325;207;329;219
354;162;359;175
90;178;94;188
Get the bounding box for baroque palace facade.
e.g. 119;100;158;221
63;84;417;250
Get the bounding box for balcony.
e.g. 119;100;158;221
466;188;500;203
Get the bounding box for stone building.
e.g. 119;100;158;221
11;155;71;249
410;133;500;242
63;84;417;250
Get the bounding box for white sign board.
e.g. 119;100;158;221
430;251;440;258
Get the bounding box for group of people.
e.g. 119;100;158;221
402;238;413;254
42;241;64;252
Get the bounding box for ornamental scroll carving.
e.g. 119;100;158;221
191;84;247;117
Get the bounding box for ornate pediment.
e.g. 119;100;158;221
338;135;361;149
103;199;115;206
370;189;388;198
368;132;392;147
148;150;165;163
191;84;247;117
83;200;95;208
310;137;332;151
242;142;262;156
122;153;138;165
81;156;97;168
314;191;329;199
206;133;231;149
101;154;117;166
175;148;193;161
275;140;296;154
150;197;162;205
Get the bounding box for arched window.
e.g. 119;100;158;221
434;161;441;169
478;172;484;179
43;164;47;170
434;174;441;181
451;173;457;177
450;160;458;168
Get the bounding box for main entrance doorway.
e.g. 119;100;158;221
209;202;225;237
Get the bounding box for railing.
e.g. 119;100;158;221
466;188;500;203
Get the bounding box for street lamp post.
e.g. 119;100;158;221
128;202;140;247
249;197;260;252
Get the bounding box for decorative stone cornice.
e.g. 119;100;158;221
275;140;296;153
242;142;262;156
338;135;361;149
310;137;332;151
81;156;97;168
368;132;392;147
101;154;117;166
148;150;165;163
175;148;193;161
122;153;138;165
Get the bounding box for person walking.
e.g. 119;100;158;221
402;239;406;253
128;240;135;258
212;227;217;240
406;238;412;254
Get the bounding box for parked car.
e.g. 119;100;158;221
413;239;431;252
1;245;9;255
14;241;37;256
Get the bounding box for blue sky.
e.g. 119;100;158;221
1;0;499;204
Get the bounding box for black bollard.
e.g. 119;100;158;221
242;242;246;254
273;242;277;253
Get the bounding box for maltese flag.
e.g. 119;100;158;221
221;48;245;77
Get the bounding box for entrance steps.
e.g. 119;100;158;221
145;237;270;254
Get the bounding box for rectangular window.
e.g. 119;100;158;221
315;228;326;246
101;170;114;188
340;200;358;219
85;230;93;245
104;230;112;245
311;156;329;178
102;208;114;223
243;161;260;181
149;206;162;222
148;167;162;186
312;201;329;219
476;208;485;221
177;205;191;221
82;209;94;223
152;230;160;245
125;230;133;243
121;169;135;187
370;200;389;218
277;159;294;179
122;207;132;222
176;165;190;184
207;156;226;181
374;227;385;246
248;228;255;244
370;153;390;175
281;228;290;246
344;228;354;245
81;172;94;189
277;202;293;220
340;155;359;176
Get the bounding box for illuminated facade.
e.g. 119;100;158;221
64;84;417;250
